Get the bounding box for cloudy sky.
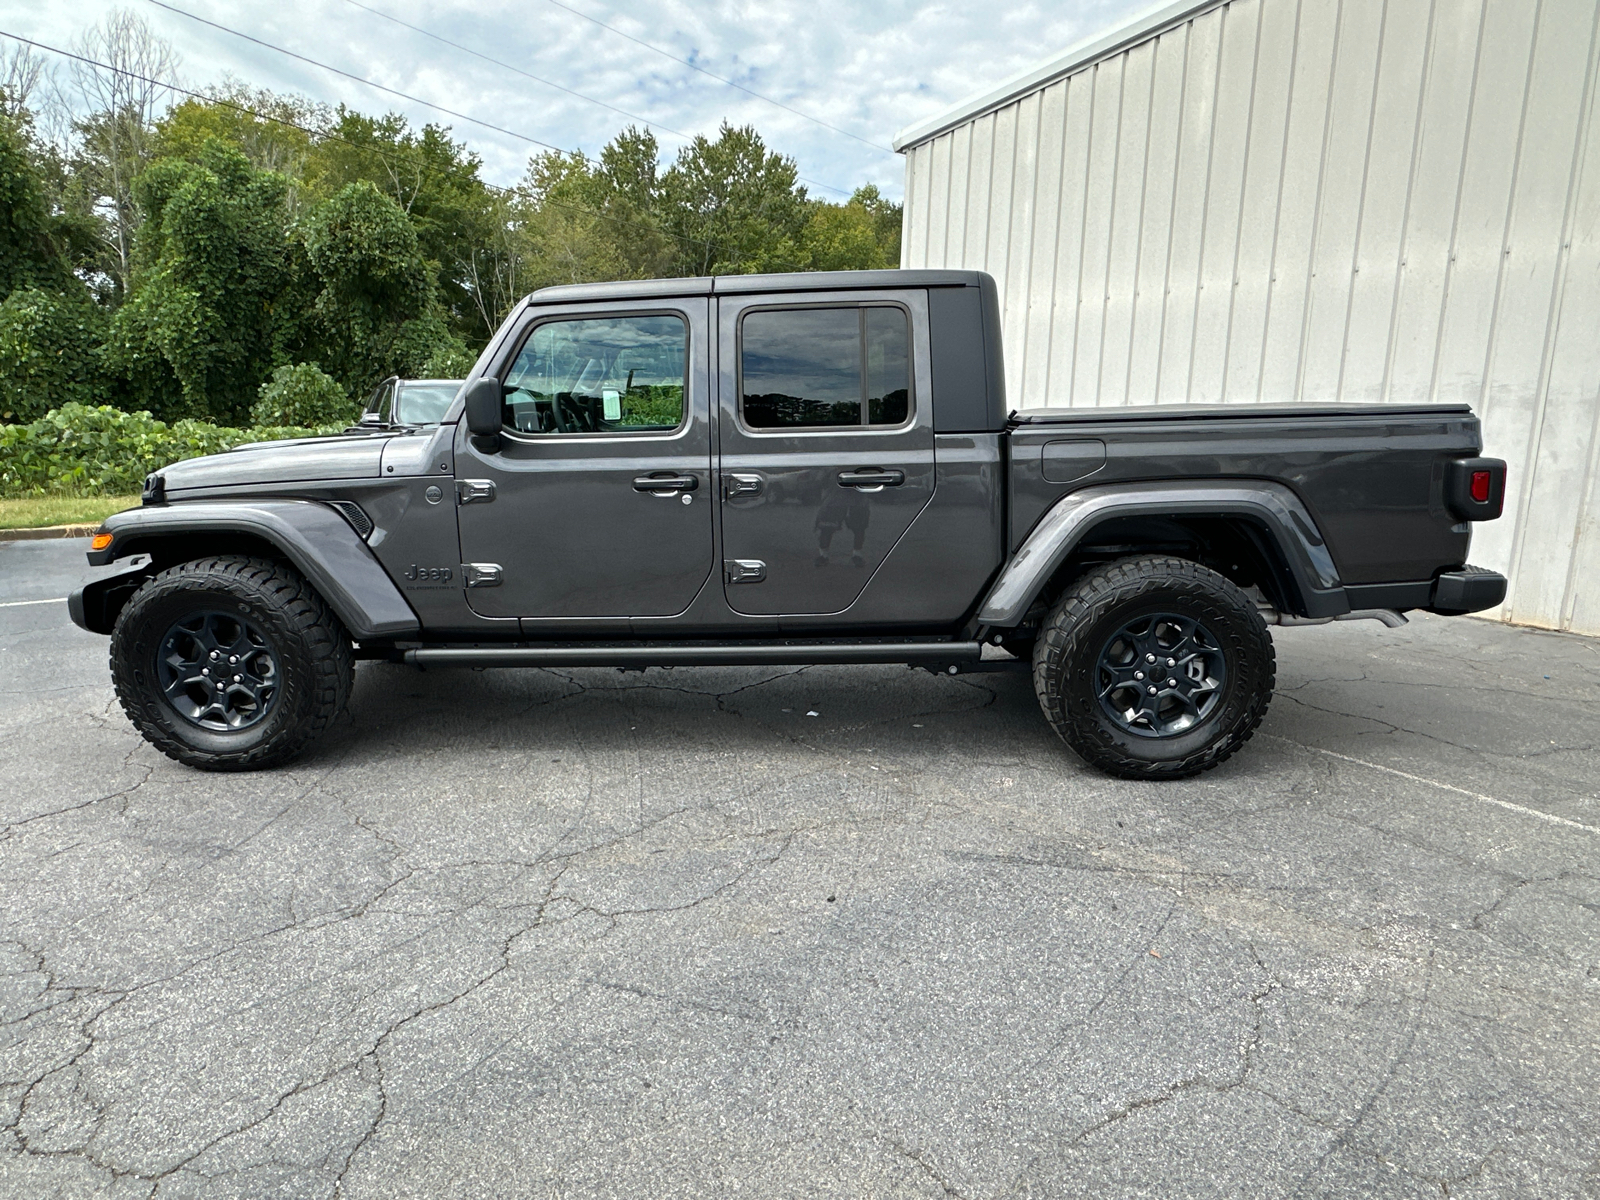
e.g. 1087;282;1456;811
9;0;1155;200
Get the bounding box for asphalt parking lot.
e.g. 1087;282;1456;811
2;538;1597;1199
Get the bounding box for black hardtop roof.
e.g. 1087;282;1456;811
525;269;989;305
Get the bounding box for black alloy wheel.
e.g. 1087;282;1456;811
1095;613;1226;738
156;611;280;731
1032;555;1275;779
111;555;353;770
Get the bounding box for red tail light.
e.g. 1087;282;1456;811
1445;457;1505;520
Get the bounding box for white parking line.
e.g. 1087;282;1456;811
1267;734;1600;835
0;597;66;608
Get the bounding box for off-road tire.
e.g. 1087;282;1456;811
1032;555;1274;779
110;556;353;771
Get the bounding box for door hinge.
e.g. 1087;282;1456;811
723;472;763;499
461;562;503;588
457;479;496;505
724;559;766;584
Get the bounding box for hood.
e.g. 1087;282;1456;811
156;434;387;495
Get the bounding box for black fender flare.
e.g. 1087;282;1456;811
71;500;421;639
976;480;1348;626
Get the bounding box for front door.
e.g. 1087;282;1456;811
717;292;935;617
456;299;714;618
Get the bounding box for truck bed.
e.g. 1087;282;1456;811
1005;401;1484;592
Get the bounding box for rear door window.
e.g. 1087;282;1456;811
740;306;910;430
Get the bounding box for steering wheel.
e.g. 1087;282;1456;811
549;391;573;433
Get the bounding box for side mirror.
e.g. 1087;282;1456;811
463;378;503;439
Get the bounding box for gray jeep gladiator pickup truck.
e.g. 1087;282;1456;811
69;269;1508;779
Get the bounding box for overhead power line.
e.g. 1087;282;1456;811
336;0;694;142
0;29;713;256
144;0;573;154
332;0;851;196
543;0;894;156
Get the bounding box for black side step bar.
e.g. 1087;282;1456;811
402;641;985;669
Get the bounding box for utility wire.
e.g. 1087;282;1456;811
544;0;894;154
0;29;713;256
336;0;694;142
144;0;574;154
332;0;851;196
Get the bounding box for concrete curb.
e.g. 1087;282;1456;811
0;524;98;542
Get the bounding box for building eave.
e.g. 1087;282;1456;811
892;0;1227;153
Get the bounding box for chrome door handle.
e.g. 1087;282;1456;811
837;468;905;489
633;473;699;494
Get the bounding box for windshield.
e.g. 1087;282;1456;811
394;382;462;426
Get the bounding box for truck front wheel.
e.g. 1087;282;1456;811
110;556;354;771
1032;555;1274;779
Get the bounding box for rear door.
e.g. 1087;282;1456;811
716;290;934;616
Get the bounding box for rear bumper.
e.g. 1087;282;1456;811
1429;565;1506;615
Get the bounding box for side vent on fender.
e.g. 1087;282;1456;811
328;500;374;540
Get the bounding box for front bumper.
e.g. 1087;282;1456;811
68;556;156;635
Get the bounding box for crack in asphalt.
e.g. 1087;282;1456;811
0;765;153;846
876;1129;971;1199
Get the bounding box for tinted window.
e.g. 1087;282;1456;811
741;306;911;429
502;315;687;434
866;308;909;425
394;382;461;426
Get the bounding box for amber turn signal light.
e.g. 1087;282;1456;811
90;532;113;551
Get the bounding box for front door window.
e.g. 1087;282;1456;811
503;315;687;435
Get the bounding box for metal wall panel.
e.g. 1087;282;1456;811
901;0;1600;634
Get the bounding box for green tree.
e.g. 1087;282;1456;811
295;180;465;397
0;115;77;295
799;185;904;271
306;110;498;342
517;149;626;287
154;84;323;182
103;139;294;423
589;126;674;279
658;123;810;276
510;129;676;297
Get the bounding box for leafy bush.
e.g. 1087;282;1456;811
420;342;476;379
251;362;354;427
0;288;107;422
0;402;341;498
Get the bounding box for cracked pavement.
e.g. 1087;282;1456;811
2;538;1598;1199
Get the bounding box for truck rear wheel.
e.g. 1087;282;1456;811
1032;555;1274;779
110;556;353;771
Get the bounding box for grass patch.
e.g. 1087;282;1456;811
0;495;141;530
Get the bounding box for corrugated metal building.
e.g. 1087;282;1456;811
896;0;1600;635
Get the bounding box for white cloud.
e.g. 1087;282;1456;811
13;0;1154;199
